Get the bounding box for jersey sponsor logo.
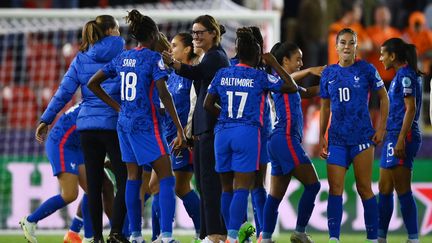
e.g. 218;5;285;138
329;80;335;84
402;77;412;87
267;74;279;84
158;58;166;70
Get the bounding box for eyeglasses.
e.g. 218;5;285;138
191;29;210;37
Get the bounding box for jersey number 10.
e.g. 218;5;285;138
338;87;350;102
120;71;137;101
227;91;248;118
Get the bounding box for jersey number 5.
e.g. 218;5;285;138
120;71;137;101
227;91;248;118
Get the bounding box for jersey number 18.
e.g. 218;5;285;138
120;71;137;101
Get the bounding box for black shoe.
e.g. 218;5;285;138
106;233;130;243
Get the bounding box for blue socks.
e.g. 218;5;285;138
228;189;249;239
181;190;201;234
399;191;418;239
125;180;142;236
151;193;161;241
362;196;378;240
159;176;176;237
27;194;66;223
221;191;233;228
262;194;281;239
81;194;93;238
378;193;394;238
252;188;267;235
69;215;83;233
296;182;320;233
327;194;342;239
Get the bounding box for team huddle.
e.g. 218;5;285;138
19;9;422;243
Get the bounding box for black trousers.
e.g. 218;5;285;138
193;131;226;238
80;130;127;239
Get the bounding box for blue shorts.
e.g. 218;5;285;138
118;129;169;167
214;125;260;173
45;139;84;176
167;134;193;172
327;141;374;168
267;133;311;176
259;134;269;164
380;132;421;169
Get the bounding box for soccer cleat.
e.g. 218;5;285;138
162;240;180;243
238;222;255;243
82;237;94;243
365;240;378;243
152;235;162;243
63;230;82;243
290;231;314;243
328;238;340;243
192;237;201;243
19;216;37;243
106;233;130;243
377;238;386;243
129;236;145;243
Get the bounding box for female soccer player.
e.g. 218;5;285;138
319;28;389;243
162;15;230;243
259;42;324;243
378;38;423;243
24;15;128;243
150;32;201;242
204;27;298;243
88;9;186;243
20;104;94;243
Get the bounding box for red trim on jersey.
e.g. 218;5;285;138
256;128;261;170
283;94;300;166
259;94;265;126
59;125;77;172
149;80;166;154
407;130;412;142
236;63;252;68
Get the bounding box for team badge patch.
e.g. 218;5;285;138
402;77;411;87
158;58;166;70
267;74;279;84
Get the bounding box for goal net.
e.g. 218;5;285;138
0;0;280;231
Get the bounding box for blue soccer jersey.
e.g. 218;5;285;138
48;103;81;149
102;47;168;133
207;64;284;129
272;90;303;141
163;72;192;138
386;65;422;135
320;60;384;145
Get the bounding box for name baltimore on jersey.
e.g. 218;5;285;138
220;77;254;87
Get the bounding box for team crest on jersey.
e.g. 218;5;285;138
267;74;279;83
402;77;411;87
375;70;381;80
158;59;166;70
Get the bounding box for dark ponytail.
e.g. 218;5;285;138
382;38;423;75
175;32;198;61
236;27;259;64
125;9;159;43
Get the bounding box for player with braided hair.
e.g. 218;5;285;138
88;9;186;243
204;27;298;243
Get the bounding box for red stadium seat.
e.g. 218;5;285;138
1;85;38;129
